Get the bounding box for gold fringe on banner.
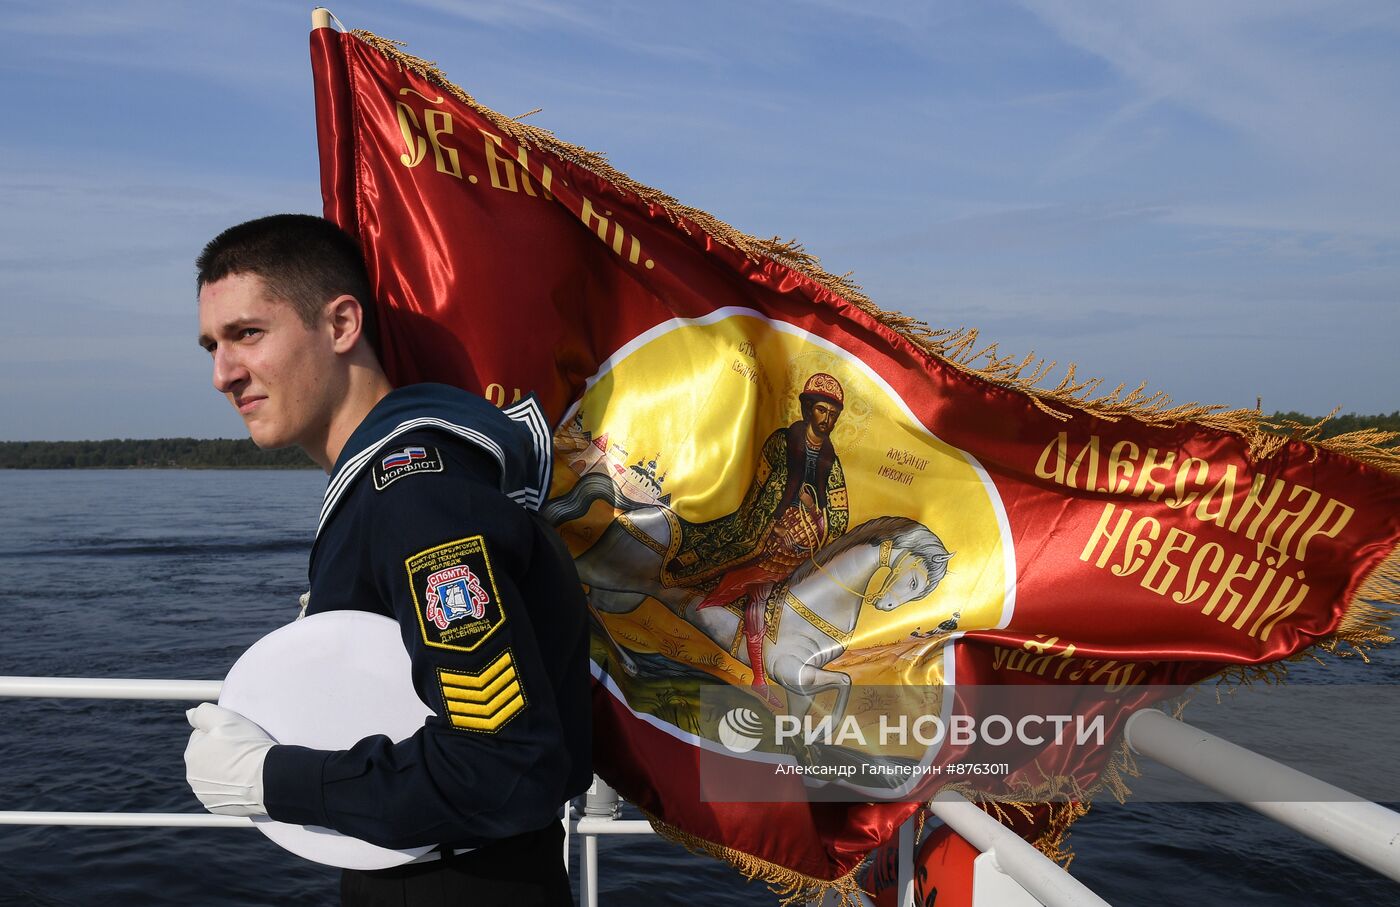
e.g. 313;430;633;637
351;29;1400;474
1033;801;1093;866
1246;541;1400;670
347;25;1400;894
976;797;1094;868
634;804;867;907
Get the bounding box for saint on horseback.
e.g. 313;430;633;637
545;372;955;723
665;372;849;706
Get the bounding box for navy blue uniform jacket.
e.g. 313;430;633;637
262;384;591;850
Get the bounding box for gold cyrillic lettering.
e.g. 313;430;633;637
1081;502;1130;569
484;384;522;407
1200;553;1259;619
1249;575;1310;641
1228;564;1277;630
1035;433;1068;484
1066;435;1101;491
1132;448;1176;501
396;102;427;168
1111;515;1160;578
1228;473;1285;539
1256;485;1321;561
1194;465;1237;527
512;144;552;199
1295;498;1355;560
1108;440;1138;494
1173;541;1223;604
482;131;520;191
581;197;609;242
424;110;462;179
1165;457;1209;509
1142;527;1195;596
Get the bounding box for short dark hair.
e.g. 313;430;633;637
196;214;379;351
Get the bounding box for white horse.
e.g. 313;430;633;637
546;476;952;724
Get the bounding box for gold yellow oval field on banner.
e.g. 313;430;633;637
550;312;1008;709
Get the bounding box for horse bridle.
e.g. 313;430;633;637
811;539;913;607
777;540;917;646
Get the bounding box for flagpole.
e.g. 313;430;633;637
311;7;333;29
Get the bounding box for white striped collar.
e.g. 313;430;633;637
316;389;551;539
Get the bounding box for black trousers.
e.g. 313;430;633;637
340;822;572;906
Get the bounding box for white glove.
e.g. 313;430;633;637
184;702;275;817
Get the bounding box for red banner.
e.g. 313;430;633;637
309;26;1400;896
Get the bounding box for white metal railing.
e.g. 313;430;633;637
575;778;654;907
7;677;1400;906
0;674;655;907
0;675;236;830
0;811;251;827
1125;708;1400;885
927;791;1111;907
0;676;222;700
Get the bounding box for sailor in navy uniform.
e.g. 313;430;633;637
274;385;589;903
186;215;588;907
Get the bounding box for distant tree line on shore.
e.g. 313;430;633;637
1;412;1395;469
1267;411;1400;438
0;438;317;469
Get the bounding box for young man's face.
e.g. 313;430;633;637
197;272;340;451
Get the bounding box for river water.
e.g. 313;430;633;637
0;469;1395;905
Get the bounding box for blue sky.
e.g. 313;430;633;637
2;1;1397;441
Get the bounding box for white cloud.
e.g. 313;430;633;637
1020;0;1400;187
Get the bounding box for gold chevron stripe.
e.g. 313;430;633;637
445;681;520;717
448;693;525;731
440;651;513;689
442;665;517;703
436;649;528;732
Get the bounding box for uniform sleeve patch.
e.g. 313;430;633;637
437;650;527;733
373;445;444;491
406;535;506;652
